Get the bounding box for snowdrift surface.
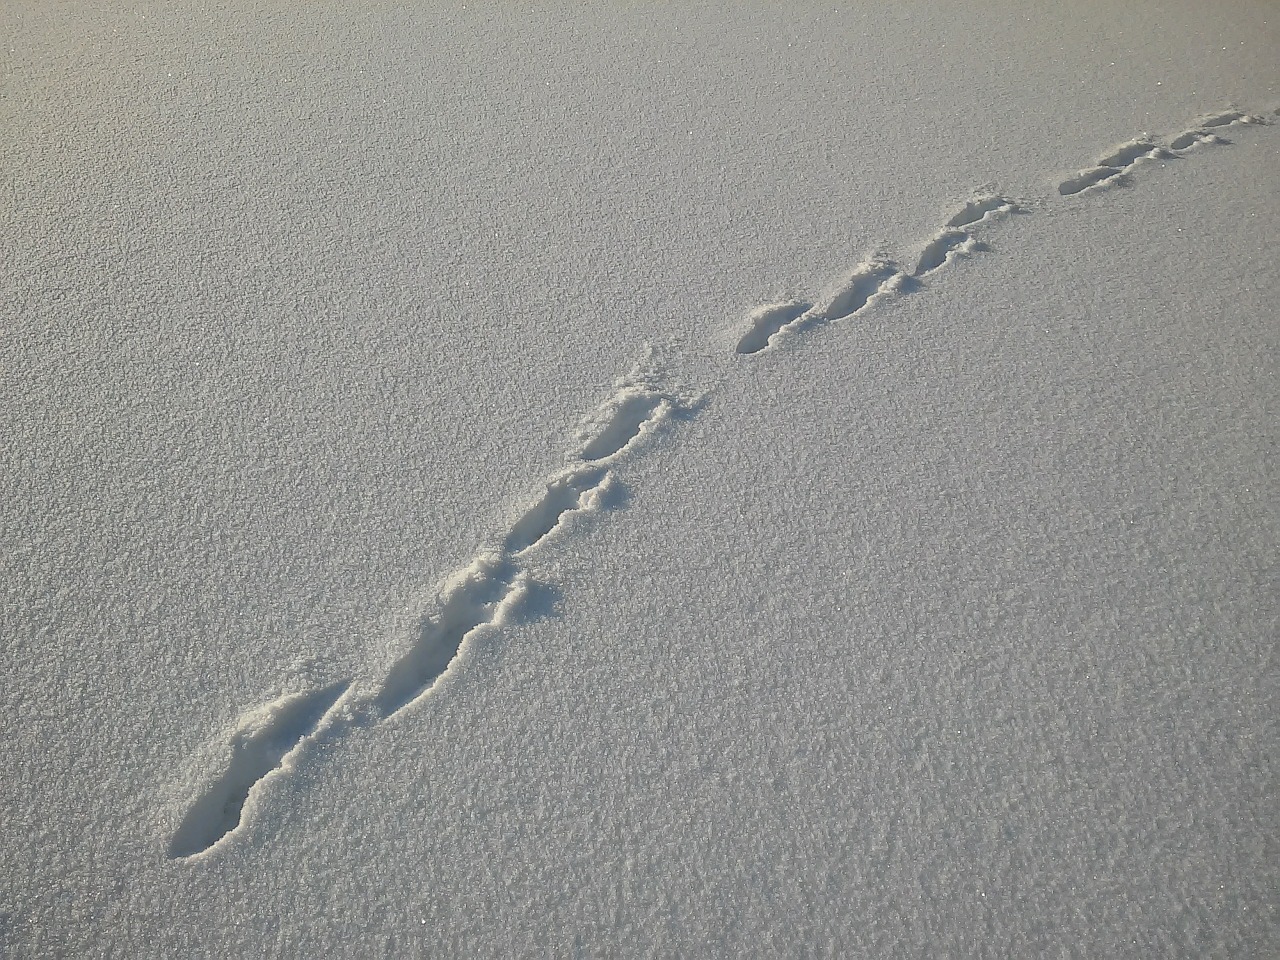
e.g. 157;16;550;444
2;1;1277;956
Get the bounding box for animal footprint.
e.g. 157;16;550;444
812;260;902;323
373;557;525;718
1058;138;1167;196
946;196;1017;228
733;196;1015;355
169;682;349;858
504;467;613;555
736;300;813;356
578;387;671;461
913;230;982;277
1169;110;1266;150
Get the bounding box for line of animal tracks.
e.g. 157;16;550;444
169;106;1276;859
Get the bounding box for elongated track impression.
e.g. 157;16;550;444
1058;137;1168;196
736;300;813;355
735;105;1272;358
170;682;349;858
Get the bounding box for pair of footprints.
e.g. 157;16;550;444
171;105;1273;859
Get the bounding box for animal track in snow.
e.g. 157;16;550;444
1168;111;1265;149
735;300;812;355
169;682;349;858
373;556;526;718
738;106;1271;357
946;196;1015;228
1060;111;1268;195
1099;139;1168;168
912;230;985;277
171;104;1274;858
1057;137;1169;196
735;196;1017;355
1199;109;1260;129
1057;166;1124;196
504;467;612;556
1168;130;1227;151
734;259;908;356
169;368;688;853
577;387;674;462
371;374;680;720
812;260;904;323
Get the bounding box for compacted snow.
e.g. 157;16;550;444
2;2;1277;956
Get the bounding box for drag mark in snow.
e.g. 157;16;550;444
169;682;349;859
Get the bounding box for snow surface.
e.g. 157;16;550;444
2;1;1277;956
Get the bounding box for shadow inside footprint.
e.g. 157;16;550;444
169;681;350;859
